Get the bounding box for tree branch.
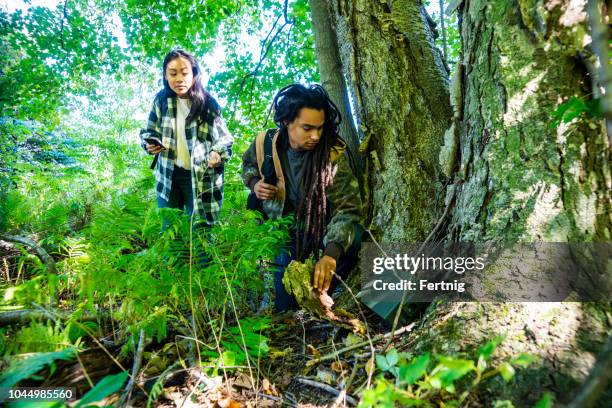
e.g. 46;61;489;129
1;234;57;274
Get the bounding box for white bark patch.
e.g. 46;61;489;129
525;182;565;238
503;72;546;126
558;0;587;27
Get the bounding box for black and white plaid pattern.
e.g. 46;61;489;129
140;94;233;225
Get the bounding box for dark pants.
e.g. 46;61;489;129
157;166;210;266
273;226;363;313
157;166;194;224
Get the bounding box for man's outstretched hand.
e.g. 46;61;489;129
314;255;336;293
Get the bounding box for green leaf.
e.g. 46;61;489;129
510;353;537;368
493;401;516;408
376;349;400;372
220;350;237;367
376;354;391;371
399;353;430;385
533;392;553;408
477;334;506;360
0;348;77;389
498;362;515;382
386;349;399;367
551;97;587;125
431;356;476;388
74;371;128;408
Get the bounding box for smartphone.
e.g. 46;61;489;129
144;137;166;149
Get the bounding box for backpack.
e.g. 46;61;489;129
246;129;277;218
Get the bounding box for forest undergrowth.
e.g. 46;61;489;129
0;117;548;408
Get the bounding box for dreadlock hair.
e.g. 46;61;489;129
161;49;220;124
272;84;342;261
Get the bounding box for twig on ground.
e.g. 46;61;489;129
306;323;415;367
295;377;358;406
120;329;146;406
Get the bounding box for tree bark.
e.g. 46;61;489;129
328;0;452;242
309;0;363;182
324;0;611;406
409;0;611;405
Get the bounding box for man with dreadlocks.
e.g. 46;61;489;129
242;83;363;312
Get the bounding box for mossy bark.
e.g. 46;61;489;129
309;0;363;178
328;0;452;242
447;0;610;243
326;0;610;405
416;0;611;405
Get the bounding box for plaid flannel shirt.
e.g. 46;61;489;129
140;93;234;225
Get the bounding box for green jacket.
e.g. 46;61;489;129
241;130;363;259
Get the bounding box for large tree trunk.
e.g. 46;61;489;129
415;0;611;405
326;0;611;405
328;0;452;241
309;0;363;180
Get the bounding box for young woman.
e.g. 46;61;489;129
140;49;233;228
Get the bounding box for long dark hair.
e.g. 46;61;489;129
161;49;219;123
272;83;342;260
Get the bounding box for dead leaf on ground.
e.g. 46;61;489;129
218;396;241;408
232;372;254;389
331;360;349;373
306;344;321;358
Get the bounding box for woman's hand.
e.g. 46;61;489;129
146;143;164;154
208;151;222;168
254;180;277;200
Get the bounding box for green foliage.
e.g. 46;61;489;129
146;361;180;408
74;371;128;408
6;321;79;354
201;315;272;375
0;347;77;389
359;336;538;407
430;4;461;69
550;96;604;128
0;0;317;396
0;2;125;124
533;392;553;408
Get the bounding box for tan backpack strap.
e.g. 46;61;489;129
255;131;267;174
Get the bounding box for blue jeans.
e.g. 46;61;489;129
272;226;363;312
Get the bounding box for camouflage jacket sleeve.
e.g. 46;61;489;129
324;150;363;259
139;97;163;154
241;137;261;190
